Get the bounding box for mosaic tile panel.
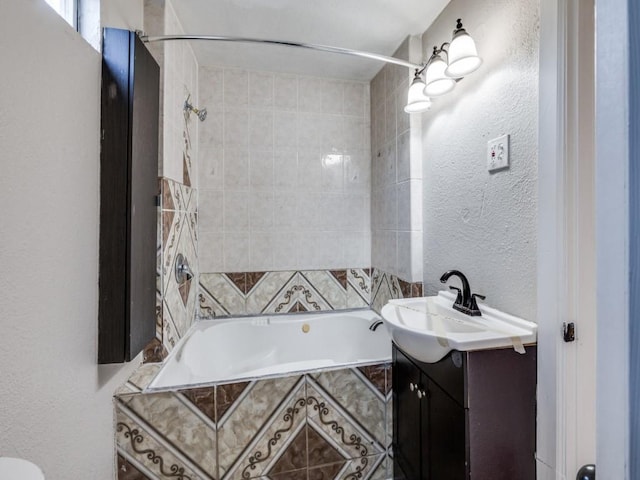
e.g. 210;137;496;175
115;364;392;480
159;177;199;355
370;268;423;315
199;269;373;319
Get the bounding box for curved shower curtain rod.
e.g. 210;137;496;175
139;33;424;71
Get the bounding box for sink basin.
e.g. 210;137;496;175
380;291;537;363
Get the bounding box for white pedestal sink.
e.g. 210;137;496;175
380;291;537;363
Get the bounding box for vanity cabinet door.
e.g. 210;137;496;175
393;347;424;480
426;379;466;479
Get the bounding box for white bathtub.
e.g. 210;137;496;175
147;309;391;391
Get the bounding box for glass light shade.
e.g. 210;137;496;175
445;30;482;78
404;76;432;113
424;54;456;97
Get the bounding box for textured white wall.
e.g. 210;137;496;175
0;2;140;478
421;0;539;321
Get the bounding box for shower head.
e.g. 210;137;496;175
184;96;207;122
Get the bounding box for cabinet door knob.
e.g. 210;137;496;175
409;382;416;392
417;389;423;399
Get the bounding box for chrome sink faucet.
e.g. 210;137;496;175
439;270;485;316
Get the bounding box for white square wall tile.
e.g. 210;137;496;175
274;73;298;111
199;232;224;273
379;230;398;275
198;137;223;190
297;232;344;270
224;109;249;147
321;80;344;114
249;149;274;189
274;111;298;148
380;185;398;231
343;116;365;150
385;95;397;144
250;233;275;271
198;66;224;106
272;232;299;270
297;150;322;191
249;71;274;108
297;113;323;149
320;153;344;192
223;190;249;232
343;232;371;268
319;115;345;151
199;66;223;108
298;77;323;112
274;150;298;190
343;82;365;116
249;191;274;230
223;233;251;272
198;190;223;232
294;193;323;231
344;150;371;193
344;193;369;232
396;130;410;182
396;87;411;135
319;194;345;230
273;192;298;229
381;141;397;187
249;111;274;148
224;148;249;188
223;68;248;107
199;111;223;147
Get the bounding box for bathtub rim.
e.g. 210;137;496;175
144;308;391;393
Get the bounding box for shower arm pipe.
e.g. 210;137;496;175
140;34;424;71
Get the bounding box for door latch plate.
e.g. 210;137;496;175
563;322;576;342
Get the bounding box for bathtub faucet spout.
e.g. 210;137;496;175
369;320;384;331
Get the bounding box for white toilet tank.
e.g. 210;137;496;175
0;458;45;480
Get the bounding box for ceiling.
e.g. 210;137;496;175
170;0;451;81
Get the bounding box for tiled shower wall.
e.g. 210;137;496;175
370;37;424;284
115;363;392;480
197;67;371;273
144;0;200;359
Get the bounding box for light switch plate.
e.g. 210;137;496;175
487;134;510;172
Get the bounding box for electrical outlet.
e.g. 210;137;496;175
487;134;510;172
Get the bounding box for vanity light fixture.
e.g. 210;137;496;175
424;47;456;97
424;19;482;97
445;19;483;78
404;71;432;113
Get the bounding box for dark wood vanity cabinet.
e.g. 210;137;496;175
98;28;159;364
392;344;536;480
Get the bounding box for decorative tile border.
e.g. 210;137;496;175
370;268;423;314
114;363;392;480
198;267;421;319
198;269;372;318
